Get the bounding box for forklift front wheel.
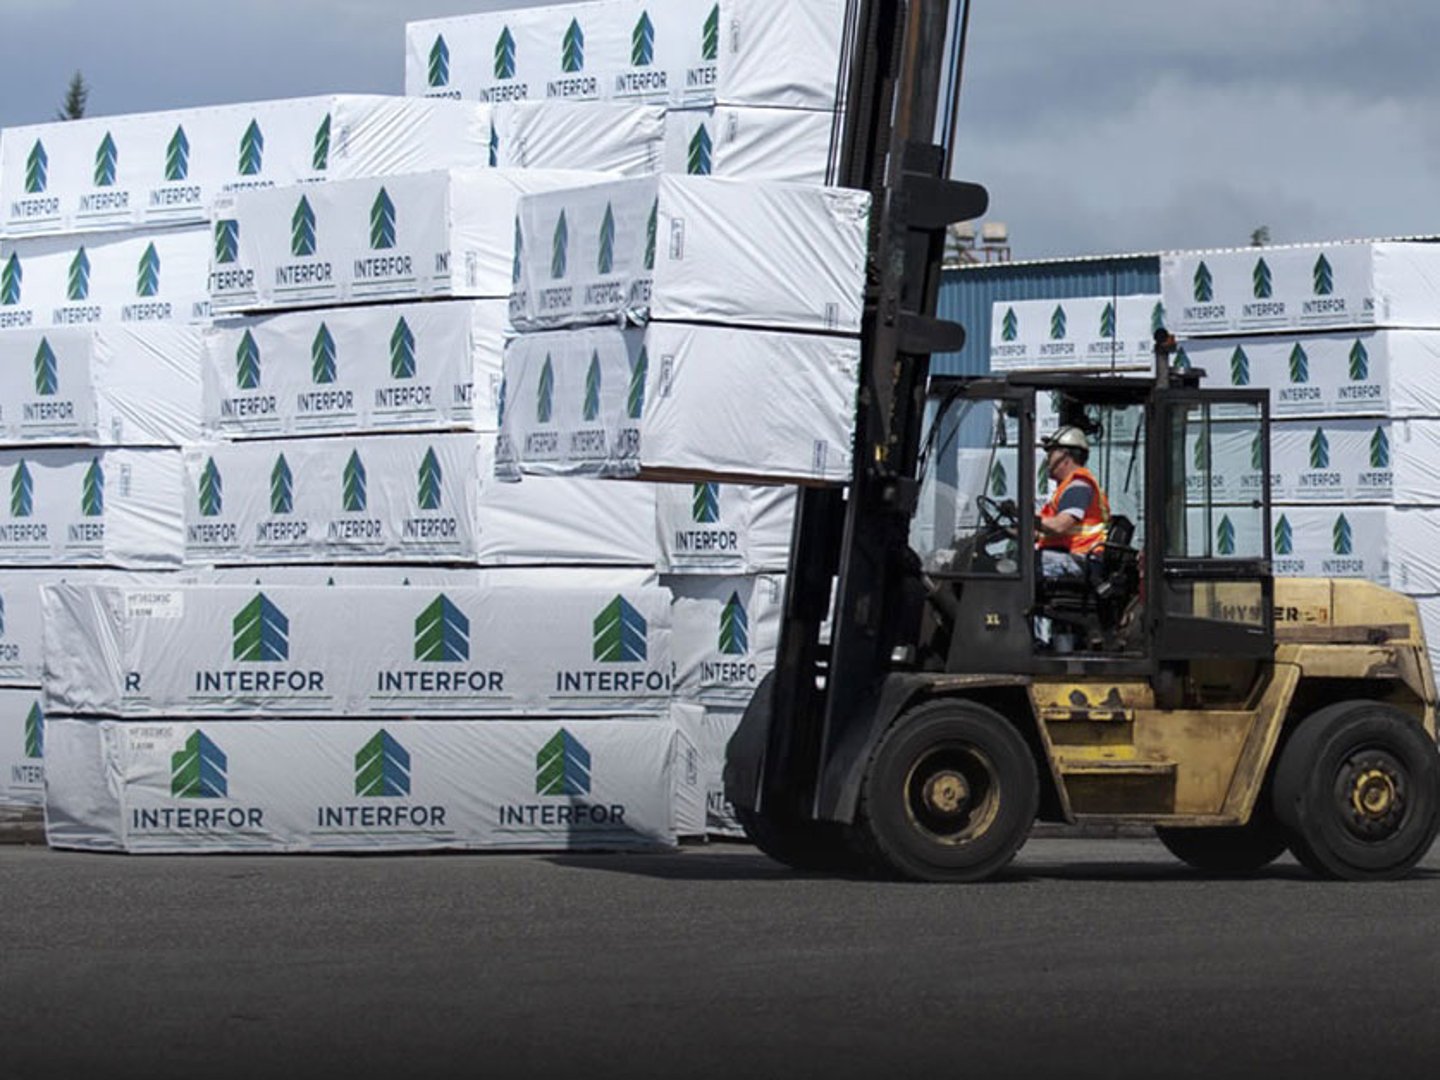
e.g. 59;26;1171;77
1273;701;1440;881
857;699;1039;882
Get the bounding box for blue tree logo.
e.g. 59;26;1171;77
166;126;190;181
430;34;450;87
594;596;647;663
312;323;336;384
171;730;227;799
537;729;590;796
720;593;748;656
415;594;468;663
356;730;410;797
233;593;289;662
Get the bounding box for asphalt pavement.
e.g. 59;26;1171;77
4;837;1439;1080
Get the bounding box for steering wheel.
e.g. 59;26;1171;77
975;495;1019;535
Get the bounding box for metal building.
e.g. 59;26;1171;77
934;253;1162;376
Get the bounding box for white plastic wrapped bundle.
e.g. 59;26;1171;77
0;687;45;808
0;95;495;238
209;168;609;314
1162;242;1440;337
405;0;718;107
43;581;676;719
0;324;202;445
0;225;212;331
714;0;846;109
667;573;782;703
663;106;837;184
655;482;794;574
1269;506;1389;584
0;448;184;568
989;295;1162;373
43;712;703;853
1185;329;1440;418
202;300;509;439
509;174;869;332
1269;418;1438;504
498;322;858;484
496;102;665;174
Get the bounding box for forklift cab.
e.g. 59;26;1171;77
913;370;1273;679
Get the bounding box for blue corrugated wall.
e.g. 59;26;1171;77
932;255;1162;376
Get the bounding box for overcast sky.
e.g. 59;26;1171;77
2;0;1438;260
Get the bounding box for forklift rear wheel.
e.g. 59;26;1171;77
1154;811;1288;875
857;699;1039;882
1273;701;1440;881
734;806;865;873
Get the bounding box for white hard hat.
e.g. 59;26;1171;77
1043;425;1089;453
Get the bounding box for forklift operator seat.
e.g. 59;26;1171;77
1036;515;1140;651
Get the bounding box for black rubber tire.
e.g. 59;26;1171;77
1272;701;1440;881
733;806;866;873
1154;811;1289;875
855;699;1039;882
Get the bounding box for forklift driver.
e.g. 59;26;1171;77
1035;426;1111;579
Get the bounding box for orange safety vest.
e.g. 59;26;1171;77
1038;466;1110;556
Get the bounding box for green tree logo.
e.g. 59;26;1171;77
1193;262;1213;303
270;454;293;515
23;701;42;759
33;338;58;396
1099;302;1116;339
551;211;568;279
136;243;161;298
236;330;261;390
489;123;499;168
391;317;416;379
688;124;713;175
2;254;23;306
10;460;32;518
198;458;223;517
233;593;289;663
417;447;443;511
1001;307;1019;341
1309;428;1330;470
94;132;117;187
1349;340;1369;381
214;219;240;264
702;4;719;61
562;18;586;73
1229;345;1250;386
67;247;90;302
1151;301;1167;334
1313;253;1334;296
632;11;655;66
583;350;602;422
171;730;227;799
537;355;555;423
598;203;616;274
238;119;264;177
1333;514;1353;556
1252;257;1272;299
343;451;367;512
1370;427;1390;469
415;595;468;663
692;481;720;524
494;27;516;80
291;196;317;257
356;730;411;797
311;323;336;384
628;347;648;420
594;595;647;663
1050;305;1067;340
1193;434;1210;472
720;593;748;656
166;126;189;182
25;140;47;194
645;198;658;270
989;460;1008;497
537;729;590;796
370;187;396;250
313;113;331;171
1288;343;1309;384
430;34;450;87
1274;515;1293;556
1216;515;1236;556
81;457;104;517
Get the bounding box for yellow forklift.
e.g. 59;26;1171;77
722;0;1440;881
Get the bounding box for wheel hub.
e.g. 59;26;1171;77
922;770;970;816
1336;752;1408;841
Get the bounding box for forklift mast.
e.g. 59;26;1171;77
745;0;988;821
